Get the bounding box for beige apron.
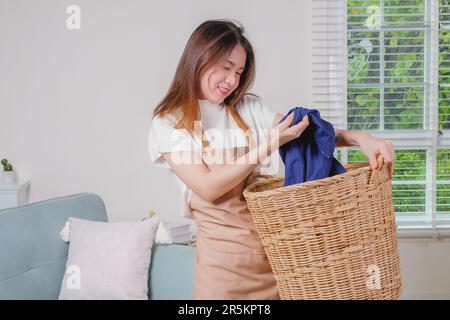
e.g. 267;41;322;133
191;146;280;300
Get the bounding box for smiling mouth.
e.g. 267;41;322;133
218;86;230;95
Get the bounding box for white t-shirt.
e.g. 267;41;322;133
148;95;279;219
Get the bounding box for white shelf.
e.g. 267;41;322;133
0;180;30;210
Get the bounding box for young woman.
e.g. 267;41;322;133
148;20;395;300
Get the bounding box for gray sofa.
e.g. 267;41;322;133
0;193;195;299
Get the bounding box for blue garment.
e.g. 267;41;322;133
278;107;346;186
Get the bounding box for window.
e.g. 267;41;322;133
311;0;450;235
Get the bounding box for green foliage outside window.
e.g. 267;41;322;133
343;0;450;216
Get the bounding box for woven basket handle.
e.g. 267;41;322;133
368;154;394;185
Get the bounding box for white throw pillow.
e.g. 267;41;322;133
58;216;159;300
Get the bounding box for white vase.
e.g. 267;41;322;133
2;171;17;183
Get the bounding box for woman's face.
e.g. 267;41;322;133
199;44;246;104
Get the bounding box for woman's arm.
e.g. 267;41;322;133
162;141;271;202
334;128;395;169
335;128;361;147
162;112;309;202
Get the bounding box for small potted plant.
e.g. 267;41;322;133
1;159;17;183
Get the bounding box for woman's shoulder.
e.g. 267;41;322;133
236;94;277;129
237;93;275;117
236;93;263;109
235;93;267;116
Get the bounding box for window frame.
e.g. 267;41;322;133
311;0;449;237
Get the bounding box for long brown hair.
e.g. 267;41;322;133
152;19;257;147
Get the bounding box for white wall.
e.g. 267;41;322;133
399;238;450;299
0;0;310;223
1;0;449;300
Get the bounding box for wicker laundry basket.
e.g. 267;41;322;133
243;155;402;300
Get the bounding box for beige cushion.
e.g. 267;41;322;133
58;217;159;300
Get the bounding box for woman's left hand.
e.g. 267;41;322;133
356;133;395;169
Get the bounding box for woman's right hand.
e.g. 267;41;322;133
269;112;309;149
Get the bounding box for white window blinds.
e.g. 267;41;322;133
311;0;450;236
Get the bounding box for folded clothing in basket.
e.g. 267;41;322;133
278;107;346;186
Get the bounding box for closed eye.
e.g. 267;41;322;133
223;65;242;76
